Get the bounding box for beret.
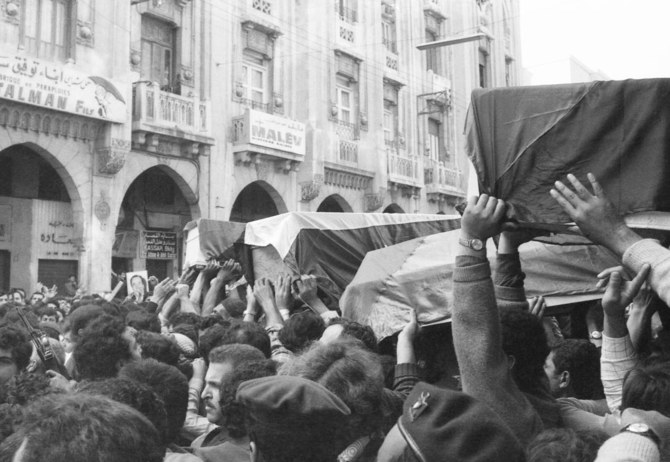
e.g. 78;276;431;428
398;382;525;462
237;376;351;430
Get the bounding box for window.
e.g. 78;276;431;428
336;77;353;123
241;57;269;109
141;16;177;93
425;30;440;74
237;26;275;111
382;19;397;54
22;0;72;61
383;105;393;143
337;0;358;23
427;118;444;161
383;82;399;146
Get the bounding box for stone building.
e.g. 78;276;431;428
0;0;520;294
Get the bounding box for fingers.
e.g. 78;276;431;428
566;173;592;200
604;271;623;303
597;266;625;280
628;264;651;297
549;188;577;217
551;180;580;211
587;172;604;197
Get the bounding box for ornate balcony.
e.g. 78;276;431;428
388;154;421;188
424;160;466;201
132;82;213;156
231;108;304;173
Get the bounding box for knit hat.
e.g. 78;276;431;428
168;332;197;357
397;382;525;462
237;375;351;433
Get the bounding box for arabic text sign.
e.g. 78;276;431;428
248;109;306;155
141;231;177;260
34;201;78;259
0;56;126;123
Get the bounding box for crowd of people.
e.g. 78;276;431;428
0;172;669;462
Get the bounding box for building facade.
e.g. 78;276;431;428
0;0;520;294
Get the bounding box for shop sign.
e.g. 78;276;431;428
34;202;78;259
0;56;126;123
141;231;177;260
248;109;306;155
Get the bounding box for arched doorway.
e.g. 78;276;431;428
383;204;405;213
0;144;78;294
230;181;287;223
317;194;353;213
114;167;195;283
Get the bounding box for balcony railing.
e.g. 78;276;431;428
252;0;272;14
388;154;420;186
339;139;358;164
335;119;360;140
133;83;211;136
424;160;466;196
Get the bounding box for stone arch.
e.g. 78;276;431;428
121;164;201;221
5;142;85;222
317;194;353;213
383;203;405;213
230;180;288;223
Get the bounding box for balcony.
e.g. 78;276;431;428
132;82;213;156
424;160;466;200
231;108;305;172
335;5;359;45
388;154;421;188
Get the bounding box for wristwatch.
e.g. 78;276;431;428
621;423;661;447
458;236;484;251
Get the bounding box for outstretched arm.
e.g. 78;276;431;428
452;194;542;444
550;173;670;306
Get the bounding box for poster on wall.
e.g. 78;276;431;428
0;205;10;242
141;231;177;260
126;270;149;302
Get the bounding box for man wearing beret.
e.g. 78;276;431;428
236;375;353;462
376;382;525;462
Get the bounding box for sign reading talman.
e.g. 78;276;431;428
0;56;126;123
248;109;306;156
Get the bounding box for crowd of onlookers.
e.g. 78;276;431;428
0;172;669;462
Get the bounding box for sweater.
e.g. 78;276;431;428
452;253;544;445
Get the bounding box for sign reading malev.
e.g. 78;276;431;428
248;109;306;155
0;56;126;123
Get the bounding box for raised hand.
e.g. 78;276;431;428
550;173;641;256
528;296;547;319
152;277;176;301
274;274;293;312
293;274;319;303
460;194;507;241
